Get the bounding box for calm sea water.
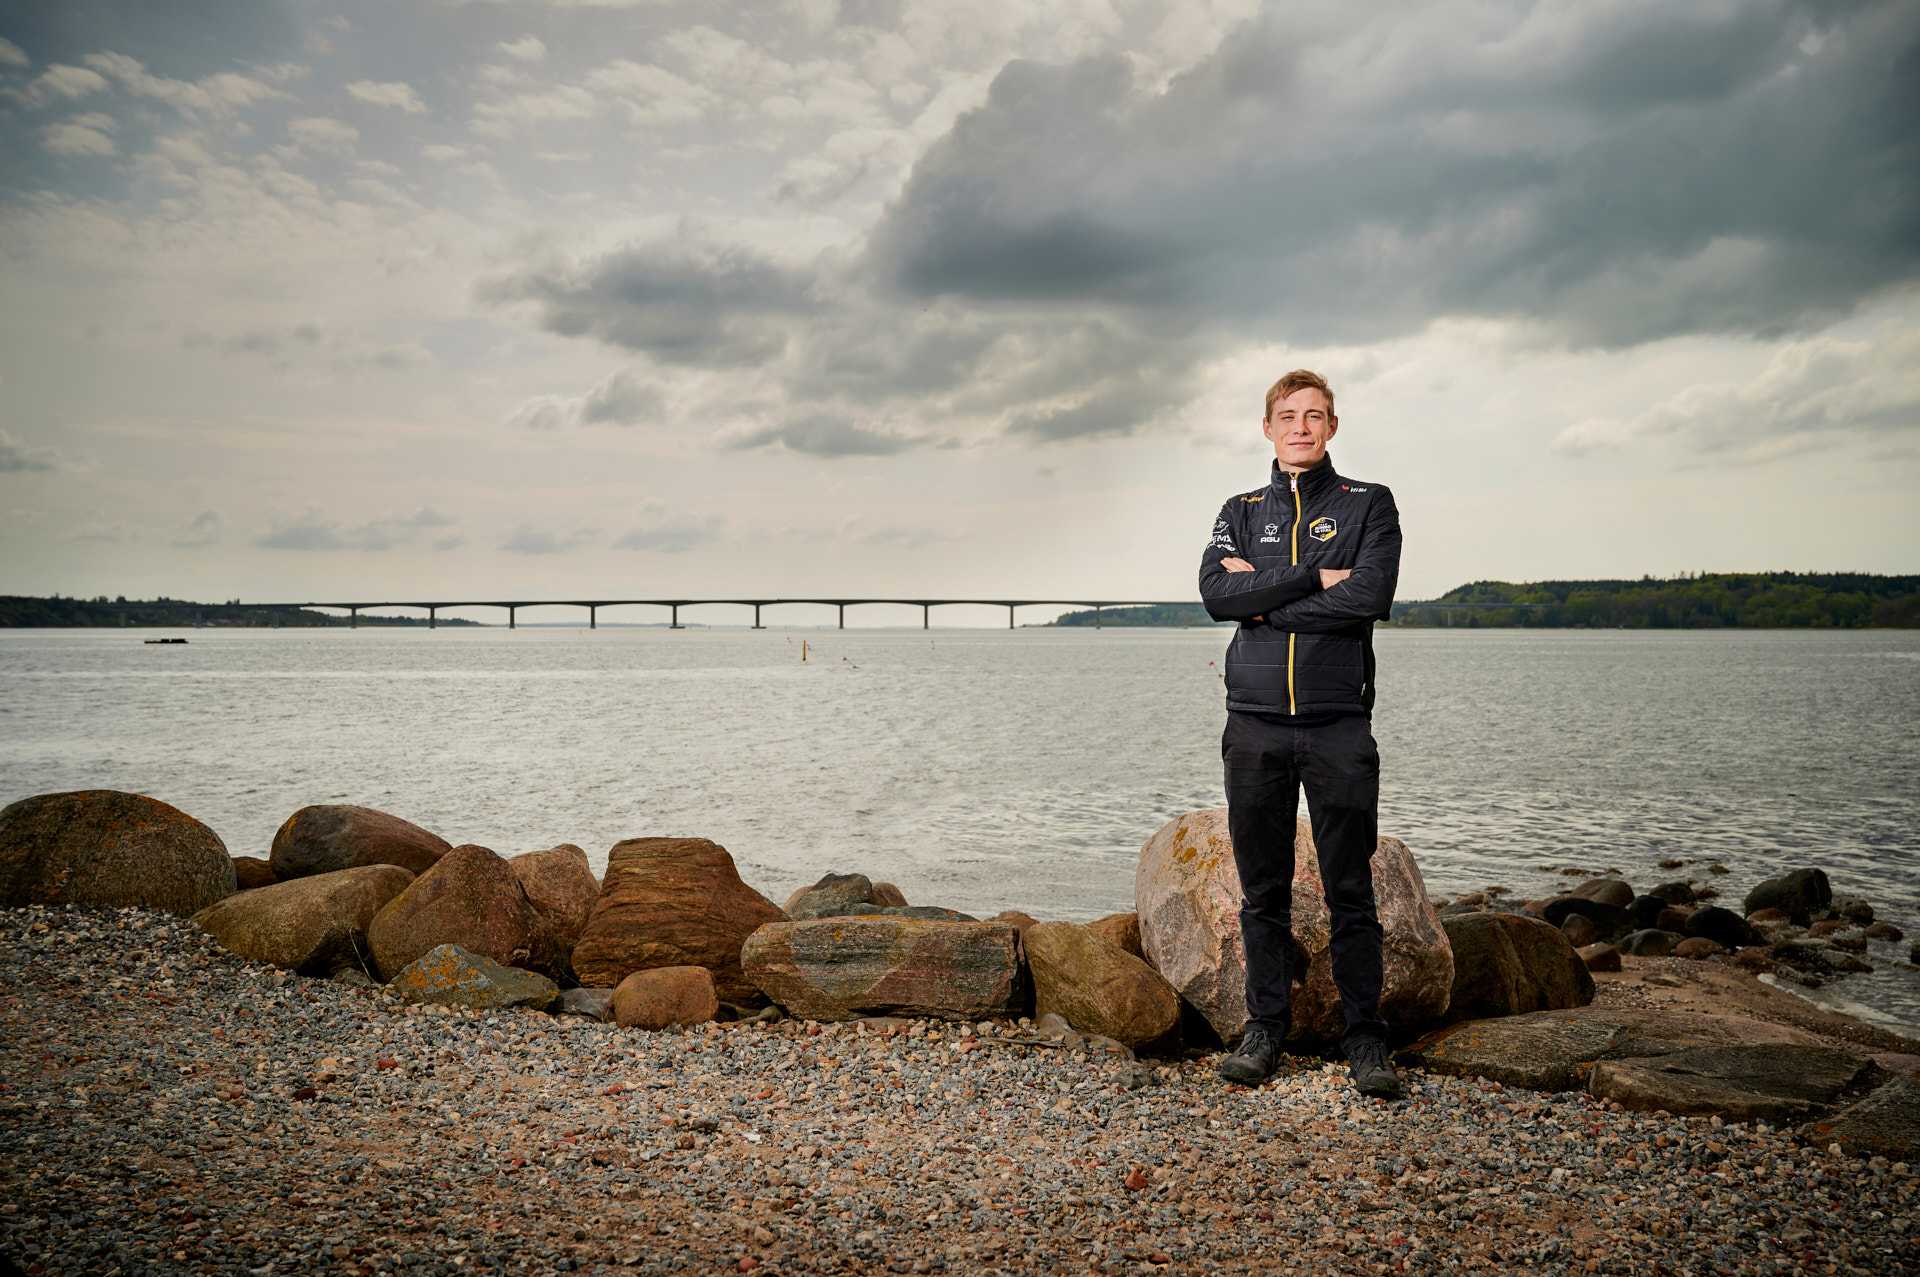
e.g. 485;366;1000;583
3;626;1916;1032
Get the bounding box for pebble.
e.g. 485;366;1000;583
2;905;1917;1275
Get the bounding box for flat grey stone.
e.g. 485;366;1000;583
1403;1014;1628;1092
1588;1044;1872;1120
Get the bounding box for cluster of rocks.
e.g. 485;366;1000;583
1433;862;1910;990
3;787;1915;1149
0;792;1184;1052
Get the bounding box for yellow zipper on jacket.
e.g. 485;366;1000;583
1288;472;1301;714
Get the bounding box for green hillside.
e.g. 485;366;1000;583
1391;573;1920;628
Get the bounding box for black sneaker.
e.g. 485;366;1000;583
1345;1036;1406;1100
1217;1022;1283;1085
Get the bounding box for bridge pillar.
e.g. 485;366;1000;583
1008;604;1015;630
753;603;763;630
1094;605;1102;630
671;604;681;629
922;603;929;630
837;603;845;630
428;606;436;630
508;605;516;630
589;605;596;630
349;606;358;629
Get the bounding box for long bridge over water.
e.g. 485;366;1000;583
271;598;1190;629
259;597;1534;629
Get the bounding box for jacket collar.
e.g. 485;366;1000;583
1269;452;1340;501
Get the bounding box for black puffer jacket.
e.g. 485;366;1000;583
1198;453;1402;717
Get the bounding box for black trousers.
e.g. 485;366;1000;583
1222;710;1388;1049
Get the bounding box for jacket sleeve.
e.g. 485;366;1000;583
1198;500;1320;621
1260;487;1402;632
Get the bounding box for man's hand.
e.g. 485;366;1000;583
1319;567;1352;589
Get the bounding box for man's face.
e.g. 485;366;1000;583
1263;386;1338;472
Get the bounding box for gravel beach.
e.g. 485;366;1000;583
3;906;1914;1276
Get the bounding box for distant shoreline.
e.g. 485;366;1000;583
1051;572;1920;629
0;596;480;628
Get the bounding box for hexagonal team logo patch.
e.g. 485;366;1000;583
1308;516;1337;542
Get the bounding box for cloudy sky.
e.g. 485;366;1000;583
2;0;1916;620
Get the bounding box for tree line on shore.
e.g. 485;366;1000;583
1048;572;1920;629
0;595;476;627
1393;572;1920;629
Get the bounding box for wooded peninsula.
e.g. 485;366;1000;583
1048;573;1920;628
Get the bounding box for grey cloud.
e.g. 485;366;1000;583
865;2;1920;348
0;429;58;472
501;524;600;555
505;368;664;430
255;507;454;551
66;520;131;543
477;236;819;368
856;524;943;549
1007;376;1185;443
432;534;467;552
39;118;115;155
580;369;664;425
172;509;222;548
613;524;712;552
1555;327;1920;458
730;414;916;456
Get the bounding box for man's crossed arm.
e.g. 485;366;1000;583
1196;489;1400;631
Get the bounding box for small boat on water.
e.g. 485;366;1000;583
143;638;189;644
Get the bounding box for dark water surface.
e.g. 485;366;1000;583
4;626;1916;1030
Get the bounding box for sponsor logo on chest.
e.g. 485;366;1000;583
1257;521;1285;544
1309;516;1338;542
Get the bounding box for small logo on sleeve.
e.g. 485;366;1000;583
1308;516;1338;542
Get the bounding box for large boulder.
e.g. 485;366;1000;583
571;837;784;1002
740;918;1024;1021
366;843;536;981
508;843;598;983
1744;868;1832;925
1440;912;1595;1022
193;864;413;973
1134;809;1451;1044
1684;905;1756;950
269;804;451;881
612;966;720;1030
0;789;235;914
1024;922;1179;1049
387;944;559;1012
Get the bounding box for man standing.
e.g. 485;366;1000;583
1196;369;1405;1100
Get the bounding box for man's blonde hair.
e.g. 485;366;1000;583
1264;369;1335;420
